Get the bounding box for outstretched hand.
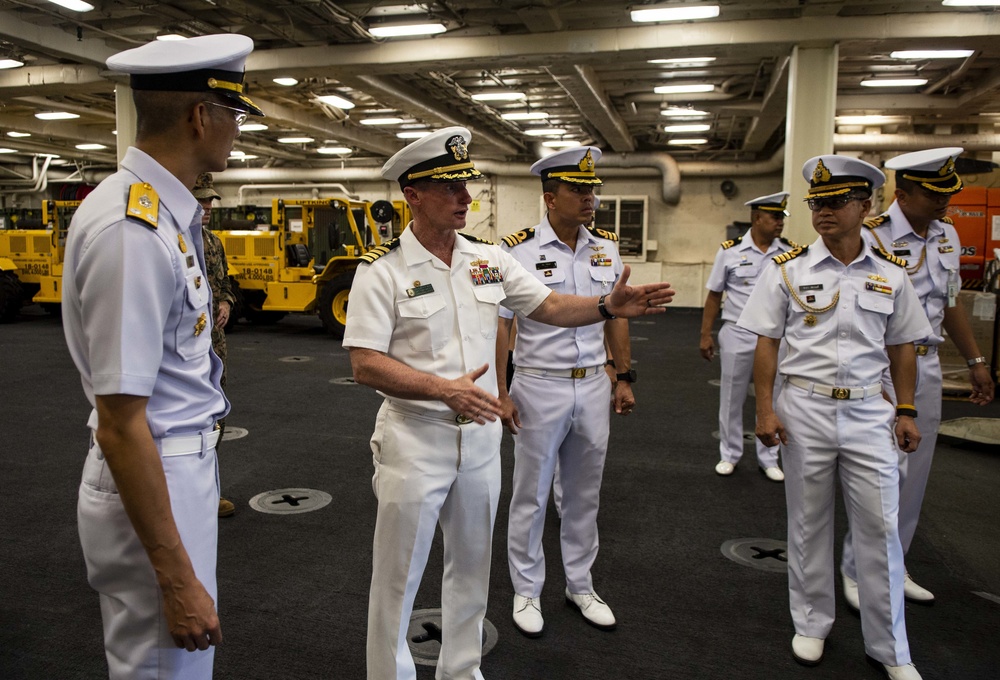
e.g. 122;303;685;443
439;363;502;424
606;266;676;318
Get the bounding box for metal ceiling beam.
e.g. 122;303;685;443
742;56;790;153
0;65;107;98
0;10;117;67
255;99;401;157
546;64;634;153
0;113;115;146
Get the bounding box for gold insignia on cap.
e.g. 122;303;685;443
812;159;832;184
178;234;188;254
194;312;207;336
578;149;595;173
939;157;956;177
448;135;470;162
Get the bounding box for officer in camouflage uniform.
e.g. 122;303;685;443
193;173;237;517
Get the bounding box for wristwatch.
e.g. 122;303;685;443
615;369;637;383
967;356;988;368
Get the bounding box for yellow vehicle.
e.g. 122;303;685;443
0;201;79;322
216;197;405;337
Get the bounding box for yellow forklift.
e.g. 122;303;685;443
0;201;79;322
215;196;406;337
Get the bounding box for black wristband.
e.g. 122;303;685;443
606;359;616;368
895;407;918;418
598;294;616;320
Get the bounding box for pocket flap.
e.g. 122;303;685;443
398;293;447;319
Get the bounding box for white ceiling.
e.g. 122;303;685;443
0;0;998;171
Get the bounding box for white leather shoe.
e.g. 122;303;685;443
565;589;616;630
761;466;785;482
903;573;935;604
714;460;735;476
791;634;824;666
512;594;544;638
842;572;860;611
868;656;923;680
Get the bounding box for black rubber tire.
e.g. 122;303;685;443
0;272;24;324
318;271;354;338
243;290;287;325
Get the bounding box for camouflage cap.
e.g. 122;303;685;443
192;173;221;200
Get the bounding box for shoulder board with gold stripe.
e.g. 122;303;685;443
459;232;496;245
772;245;807;264
941;215;954;225
864;214;890;231
586;225;619;242
501;228;536;247
358;238;401;264
871;246;907;268
125;182;159;229
721;235;743;250
778;236;799;249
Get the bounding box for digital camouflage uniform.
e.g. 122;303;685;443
202;228;235;434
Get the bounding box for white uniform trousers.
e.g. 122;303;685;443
78;436;220;680
367;401;501;680
718;322;780;468
507;371;610;597
778;382;910;666
842;351;943;577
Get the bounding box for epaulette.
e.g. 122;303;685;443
586;225;619;242
772;245;807;264
501;228;535;247
864;214;889;230
941;215;954;225
459;232;496;245
778;236;799;249
125;182;159;229
721;235;743;250
872;246;908;268
358;238;401;264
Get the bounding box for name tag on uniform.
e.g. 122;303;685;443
406;282;435;298
865;281;893;295
536;261;558;270
894;249;911;257
799;283;823;291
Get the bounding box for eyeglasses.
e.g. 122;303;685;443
203;101;248;128
806;195;856;212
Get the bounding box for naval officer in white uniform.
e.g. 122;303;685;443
700;192;795;481
343;128;675;680
497;147;636;638
62;34;263;679
739;156;931;680
840;148;994;610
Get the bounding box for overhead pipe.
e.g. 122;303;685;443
236;182;361;204
0;154;52;195
834;133;1000;151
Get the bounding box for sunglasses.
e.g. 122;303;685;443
806;195;857;212
203;101;248;128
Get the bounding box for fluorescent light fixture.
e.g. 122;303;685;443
470;91;525;101
0;59;24;69
277;137;314;144
35;111;79;120
860;78;928;87
273;77;298;86
47;0;94;11
238;123;268;132
648;57;716;64
524;128;567;137
6;131;31;137
360;117;404;125
542;140;581;148
942;0;1000;6
50;159;69;165
631;4;720;23
156;34;187;41
654;83;715;94
501;111;550;120
75;143;106;150
667;138;708;145
661;107;709;117
315;94;355;110
663;123;711;133
399;123;428;129
0;148;17;154
369;23;447;38
317;147;353;155
836;115;897;125
230;150;245;157
890;49;975;59
229;154;258;160
397;131;431;139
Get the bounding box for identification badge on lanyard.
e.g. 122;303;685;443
947;269;959;308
